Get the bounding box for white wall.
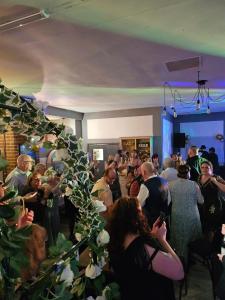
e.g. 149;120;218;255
87;115;153;139
180;120;224;164
47;116;76;135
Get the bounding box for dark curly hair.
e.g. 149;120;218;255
107;197;150;259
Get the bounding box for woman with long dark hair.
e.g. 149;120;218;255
107;197;184;300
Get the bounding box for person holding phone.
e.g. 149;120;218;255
23;172;45;225
108;197;184;300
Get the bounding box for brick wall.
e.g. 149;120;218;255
0;129;26;178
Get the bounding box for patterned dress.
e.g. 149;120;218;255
198;175;225;233
169;178;203;262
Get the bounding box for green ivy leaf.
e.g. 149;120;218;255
0;205;15;219
3;116;11;123
12;127;24;134
93;273;106;294
43;141;54;150
0;94;7;103
70;259;79;275
90;189;103;198
0;190;18;202
55;283;73;299
49;233;73;258
0;109;6;117
10;253;29;277
11;95;20;105
0;83;109;300
71;279;85;297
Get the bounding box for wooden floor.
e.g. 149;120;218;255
175;261;214;300
60;215;215;300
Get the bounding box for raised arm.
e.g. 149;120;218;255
211;176;225;193
147;219;184;280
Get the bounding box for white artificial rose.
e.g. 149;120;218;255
65;186;73;196
60;264;74;287
97;256;107;269
96;229;110;246
102;286;110;298
96;296;106;300
93;200;106;213
85;264;102;279
75;232;82;242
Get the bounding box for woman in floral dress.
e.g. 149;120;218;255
169;165;204;263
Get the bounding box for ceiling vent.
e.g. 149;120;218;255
166;56;201;72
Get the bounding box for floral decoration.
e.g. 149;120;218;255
0;81;120;299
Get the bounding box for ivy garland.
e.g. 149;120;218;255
0;82;120;300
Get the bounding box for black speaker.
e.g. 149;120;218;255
173;133;186;148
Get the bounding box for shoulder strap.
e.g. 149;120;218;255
149;248;159;269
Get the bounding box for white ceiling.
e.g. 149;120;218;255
1;0;225;115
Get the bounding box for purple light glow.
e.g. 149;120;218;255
167;81;197;88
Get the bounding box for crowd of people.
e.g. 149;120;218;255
1;145;225;299
91;146;225;299
1;154;64;259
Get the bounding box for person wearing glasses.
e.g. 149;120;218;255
5;154;33;195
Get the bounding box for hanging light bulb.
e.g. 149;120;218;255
173;108;177;118
206;105;211;114
163;69;225;115
196;99;201;110
162;84;167;117
162;106;167;116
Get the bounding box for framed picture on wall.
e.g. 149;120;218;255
93;149;104;161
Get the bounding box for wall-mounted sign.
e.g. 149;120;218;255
93;149;104;161
136;139;150;152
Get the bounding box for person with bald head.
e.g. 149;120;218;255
186;146;207;182
5;154;33;195
137;162;170;227
91;167;117;217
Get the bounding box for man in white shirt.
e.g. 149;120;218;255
5;154;33;195
137;162;170;227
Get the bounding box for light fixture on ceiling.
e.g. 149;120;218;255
0;9;50;33
162;70;225;118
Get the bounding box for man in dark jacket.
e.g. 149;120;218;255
186;146;207;182
137;161;170;227
199;145;209;160
208;147;219;174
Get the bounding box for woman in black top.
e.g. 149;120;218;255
107;197;184;300
198;161;225;249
